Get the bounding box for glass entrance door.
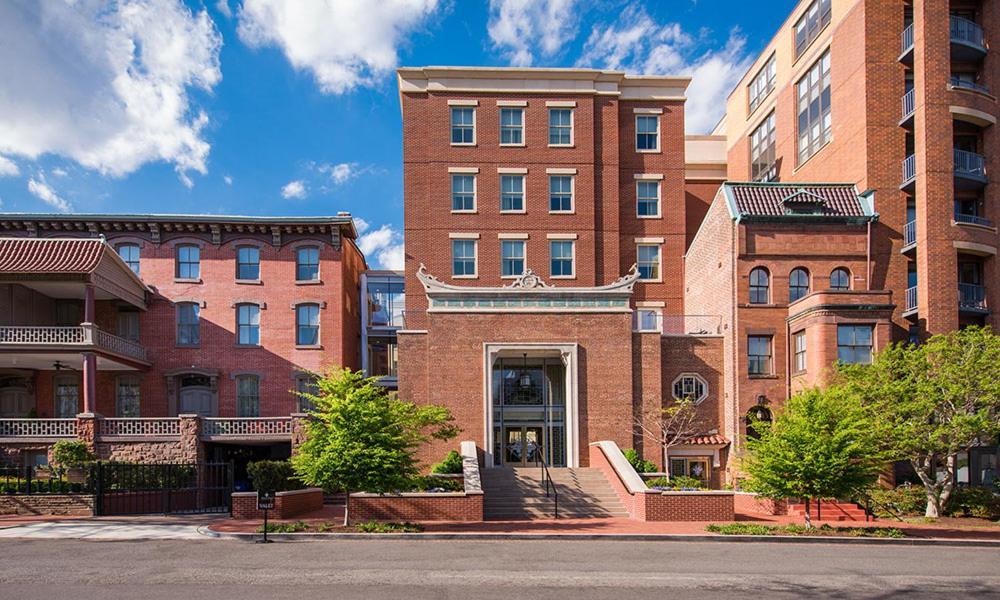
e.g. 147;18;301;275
503;426;543;466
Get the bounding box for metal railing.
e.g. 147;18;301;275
99;418;181;438
954;213;994;228
950;76;991;95
951;16;986;50
201;417;293;440
954;149;986;179
903;221;916;248
902;155;916;185
0;419;77;439
0;324;148;362
533;446;558;519
958;283;987;311
1;465;91;495
639;314;722;336
901;23;914;54
901;89;915;121
905;286;917;313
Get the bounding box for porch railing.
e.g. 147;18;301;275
0;419;77;439
201;417;293;440
950;16;985;51
958;283;987;311
99;418;181;438
905;286;917;313
901;89;915;121
0;325;148;363
950;76;991;96
954;149;986;179
954;213;994;228
901;23;914;55
903;221;916;248
902;154;916;186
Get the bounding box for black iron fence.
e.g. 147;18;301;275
0;465;91;495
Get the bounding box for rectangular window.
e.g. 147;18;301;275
117;309;140;343
236;246;260;280
296;247;320;281
748;54;777;113
634;309;661;332
176;303;200;346
237;304;260;346
367;339;399;378
636;244;661;281
794;331;807;372
116;376;141;417
236;375;260;417
452;240;477;276
501;240;525;277
748;335;773;375
550;241;574;277
175;245;200;280
296;304;320;346
636;181;660;217
549;176;573;212
55;301;81;326
295;375;318;413
54;377;79;418
500;175;525;212
797;50;832;164
117;244;141;276
450;107;475;144
750;112;777;182
500;108;524;145
795;0;832;58
837;325;873;364
636;115;659;151
548;109;572;145
451;174;476;212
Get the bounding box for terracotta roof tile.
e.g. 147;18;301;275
686;434;730;446
727;183;867;218
0;238;106;273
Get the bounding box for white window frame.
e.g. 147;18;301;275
500;240;526;279
748;54;776;114
636;243;662;283
116;375;141;417
793;330;807;373
450;173;477;213
547;108;574;147
450;106;476;146
499;107;525;147
636;180;661;218
451;238;479;279
633;308;662;332
548;174;575;214
500;174;526;214
549;240;575;279
671;373;709;404
635;114;661;153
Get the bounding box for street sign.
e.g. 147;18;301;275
257;491;276;510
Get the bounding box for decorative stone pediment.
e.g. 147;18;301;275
416;264;640;313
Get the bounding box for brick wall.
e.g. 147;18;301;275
231;488;324;520
0;494;94;516
733;492;788;516
348;492;484;523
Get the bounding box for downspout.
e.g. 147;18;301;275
866;219;872;291
730;218;740;460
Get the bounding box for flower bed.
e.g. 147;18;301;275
706;523;904;538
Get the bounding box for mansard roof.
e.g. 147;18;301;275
720;182;878;222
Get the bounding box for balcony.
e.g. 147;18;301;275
0;419;77;442
904;286;918;317
901;155;916;191
954;212;994;229
958;283;988;313
951;16;987;62
0;324;149;364
901;220;916;254
201;417;293;442
950;76;991;96
900;89;915;128
0;416;296;443
954;149;987;190
900;23;914;64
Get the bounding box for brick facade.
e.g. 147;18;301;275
348;492;484;523
231;488;324;520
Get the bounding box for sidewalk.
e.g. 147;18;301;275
0;514;223;540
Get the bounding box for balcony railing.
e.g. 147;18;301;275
658;315;722;336
950;76;991;95
99;418;181;438
901;89;915;122
901;23;914;55
954;149;986;179
958;283;987;312
902;155;916;187
951;16;986;51
954;213;994;228
903;220;916;248
201;417;293;440
0;324;148;363
0;419;77;439
905;286;917;313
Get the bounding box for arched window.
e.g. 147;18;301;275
746;406;773;440
789;268;810;302
749;267;770;304
830;267;851;290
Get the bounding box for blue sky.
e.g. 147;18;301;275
0;0;797;269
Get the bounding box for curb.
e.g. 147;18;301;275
196;527;1000;547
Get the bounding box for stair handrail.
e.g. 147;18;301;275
532;446;558;519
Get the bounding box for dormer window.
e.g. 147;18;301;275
781;188;828;215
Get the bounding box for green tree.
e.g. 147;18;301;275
742;387;885;527
838;326;1000;518
291;367;459;525
634;398;704;479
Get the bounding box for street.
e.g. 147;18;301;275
0;538;998;599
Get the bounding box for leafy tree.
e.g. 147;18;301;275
634;398;704;479
291;367;459;524
838;326;1000;518
742;387;886;527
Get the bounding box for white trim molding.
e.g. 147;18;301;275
546;100;577;108
634;236;665;244
497;167;529;174
449;232;481;239
498;232;529;240
633;173;664;180
633;107;664;114
497;99;528;107
546;167;578;175
447;99;479;106
636;300;665;308
546;233;578;240
448;166;480;174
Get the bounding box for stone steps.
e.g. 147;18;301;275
481;466;628;520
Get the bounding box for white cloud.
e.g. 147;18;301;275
0;1;222;186
319;162;358;185
0;155;18;177
27;176;71;212
51;167;68;178
281;179;307;199
353;217;370;234
488;0;578;66
215;0;232;18
223;175;233;185
576;4;753;133
358;224;405;271
237;0;439;94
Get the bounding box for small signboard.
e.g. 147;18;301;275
257;491;276;511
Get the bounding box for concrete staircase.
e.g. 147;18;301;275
481;466;629;520
787;500;869;522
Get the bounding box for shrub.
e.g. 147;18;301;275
947;487;1000;520
355;521;423;533
705;523;904;538
865;484;927;518
256;520;308;534
410;475;463;492
247;460;298;493
623;448;658;473
645;475;706;490
430;450;464;475
50;440;95;470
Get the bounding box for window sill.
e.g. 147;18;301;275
549;210;576;215
551;275;576;280
748;374;779;380
637;214;662;219
450;143;477;147
295;280;323;286
638;278;663;284
636;149;661;154
175;344;200;349
500;209;527;215
235;279;262;285
451;210;478;214
548;144;575;149
295;345;323;350
499;143;526;148
452;275;479;280
174;278;202;284
234;344;261;349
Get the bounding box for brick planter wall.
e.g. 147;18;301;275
348;492;483;523
734;492;788;516
231;488;324;520
0;494;95;516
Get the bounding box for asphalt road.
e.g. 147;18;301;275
0;538;998;599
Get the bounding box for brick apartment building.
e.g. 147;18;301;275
0;214;363;486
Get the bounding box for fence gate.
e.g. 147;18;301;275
93;462;233;516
